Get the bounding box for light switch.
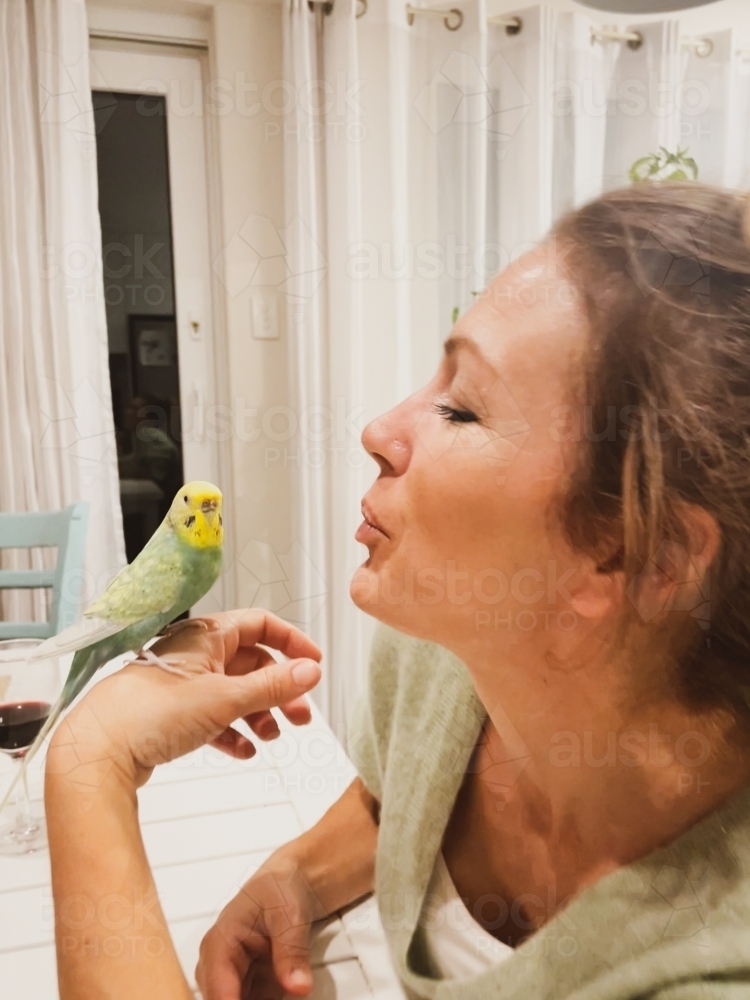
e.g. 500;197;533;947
251;294;279;340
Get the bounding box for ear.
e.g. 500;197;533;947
565;560;626;622
625;503;719;625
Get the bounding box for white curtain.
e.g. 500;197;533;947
0;0;125;622
552;11;618;217
680;29;732;186
283;1;729;730
725;37;750;190
602;19;682;189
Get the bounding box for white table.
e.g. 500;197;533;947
0;659;404;1000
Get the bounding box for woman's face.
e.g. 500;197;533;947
351;244;592;661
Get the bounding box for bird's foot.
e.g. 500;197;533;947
133;646;190;678
158;618;207;639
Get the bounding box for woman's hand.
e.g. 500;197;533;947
196;778;380;1000
197;846;324;999
49;609;322;788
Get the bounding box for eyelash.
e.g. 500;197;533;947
433;402;479;424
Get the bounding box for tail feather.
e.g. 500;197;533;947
0;647;101;816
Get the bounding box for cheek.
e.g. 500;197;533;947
404;434;561;568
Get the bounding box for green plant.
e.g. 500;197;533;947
628;146;698;183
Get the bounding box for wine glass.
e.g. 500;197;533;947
0;639;61;855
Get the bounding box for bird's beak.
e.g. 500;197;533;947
199;498;220;527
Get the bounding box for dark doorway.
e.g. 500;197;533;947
92;92;184;563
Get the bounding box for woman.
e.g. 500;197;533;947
48;184;750;999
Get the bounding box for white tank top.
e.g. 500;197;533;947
420;853;514;979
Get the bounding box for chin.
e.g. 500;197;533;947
350;563;380;613
349;561;431;640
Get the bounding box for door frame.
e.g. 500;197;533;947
87;2;236;612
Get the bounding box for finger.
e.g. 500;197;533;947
269;922;313;996
278;696;312;726
225;645;275;677
210;726;257;759
232;658;321;717
244;710;280;741
227;609;322;663
197;927;258;1000
197;960;243;1000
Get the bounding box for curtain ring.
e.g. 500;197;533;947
444;8;463;30
356;0;367;16
406;5;463;31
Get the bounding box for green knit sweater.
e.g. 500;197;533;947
347;624;750;1000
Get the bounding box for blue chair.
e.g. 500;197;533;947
0;503;90;640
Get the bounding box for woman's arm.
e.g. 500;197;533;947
197;776;379;999
46;726;190;1000
44;610;322;1000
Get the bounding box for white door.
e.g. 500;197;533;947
89;39;228;614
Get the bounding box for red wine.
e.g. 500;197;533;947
0;701;51;753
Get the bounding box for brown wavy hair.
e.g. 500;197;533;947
553;183;750;728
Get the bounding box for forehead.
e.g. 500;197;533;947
450;244;585;395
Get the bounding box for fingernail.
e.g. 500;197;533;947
291;659;320;685
289;968;311;988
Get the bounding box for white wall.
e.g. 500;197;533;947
206;0;295;609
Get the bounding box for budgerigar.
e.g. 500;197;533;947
0;481;224;813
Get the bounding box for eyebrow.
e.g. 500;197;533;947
444;334;490;366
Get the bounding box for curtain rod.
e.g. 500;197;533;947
591;25;714;57
406;5;463;30
88;29;208;50
487;14;522;35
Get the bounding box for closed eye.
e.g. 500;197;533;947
433;402;479;423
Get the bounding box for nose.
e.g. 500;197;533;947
361;396;414;477
200;499;218;513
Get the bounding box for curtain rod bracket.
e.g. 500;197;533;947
682;36;713;58
591;25;642;50
406;5;463;31
487;15;522;36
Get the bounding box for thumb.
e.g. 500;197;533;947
270;919;313;996
235;658;321;716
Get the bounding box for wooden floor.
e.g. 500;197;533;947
0;657;405;999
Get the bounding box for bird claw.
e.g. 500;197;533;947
158;618;211;639
133;647;190;678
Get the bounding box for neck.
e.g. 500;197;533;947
459;637;750;891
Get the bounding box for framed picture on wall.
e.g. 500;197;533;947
128;315;179;400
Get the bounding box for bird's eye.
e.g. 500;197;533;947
183;494;188;503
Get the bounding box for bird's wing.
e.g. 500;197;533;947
30;524;185;661
85;522;184;621
29;616;128;660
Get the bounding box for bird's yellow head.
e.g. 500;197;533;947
168;482;223;549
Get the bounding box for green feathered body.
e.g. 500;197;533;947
60;531;223;710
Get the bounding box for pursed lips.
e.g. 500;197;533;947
360;501;389;538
